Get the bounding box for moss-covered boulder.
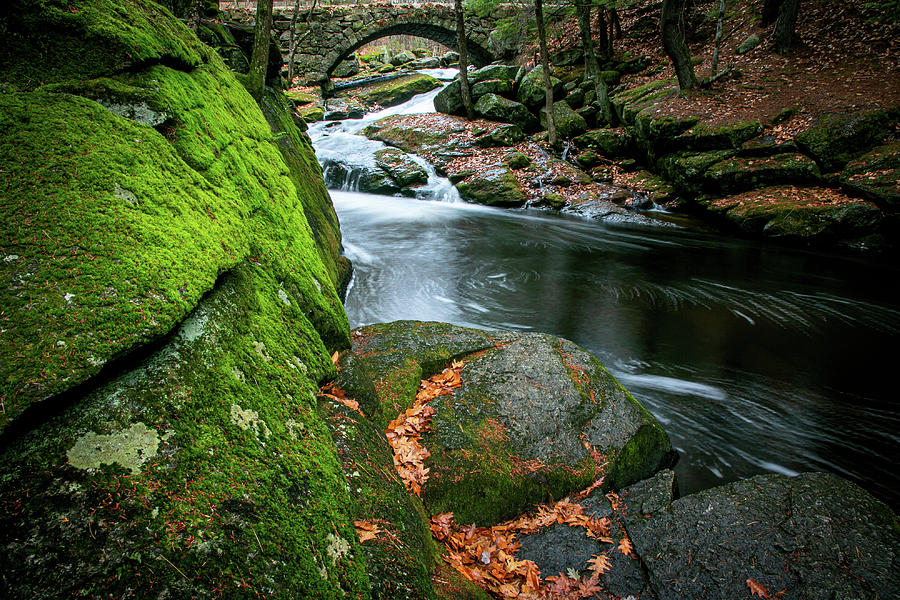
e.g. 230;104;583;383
516;65;565;110
575;128;636;159
434;78;465;116
474;93;536;130
473;123;526;148
341;73;441;110
609;79;679;126
540;100;589;139
655;149;737;196
456;165;527;206
470;78;512;101
703;186;883;242
702;152;822;194
471;64;520;85
374;147;429;189
0;0;370;597
663;120;764;153
390;50;416;66
794;109;896;172
336;323;673;527
840;142;900;210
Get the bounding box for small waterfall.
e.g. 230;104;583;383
309;75;460;203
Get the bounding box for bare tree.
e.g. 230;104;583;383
661;0;697;91
455;0;475;120
248;0;274;102
710;0;726;76
577;0;612;124
535;0;557;147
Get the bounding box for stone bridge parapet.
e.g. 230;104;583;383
225;3;521;84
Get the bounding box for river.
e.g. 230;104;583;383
309;79;900;510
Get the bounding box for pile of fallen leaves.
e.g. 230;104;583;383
430;490;635;600
385;360;465;496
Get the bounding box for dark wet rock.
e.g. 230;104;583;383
702;152;822;194
703;185;883;240
841;142;900;209
630;472;900;600
566;87;585;109
504;151;532;169
794;109;895;172
374;147;428;188
390;50;415;66
471;64;519;85
336;322;674;526
621;170;677;204
517;66;566;110
575;128;636;159
474;93;536;129
609;79;679;126
441;50;460;65
660;119;764;153
456;164;527;206
471;78;512;100
434;78;465;115
472;123;526;148
551;48;584;67
324;98;366;120
739;135;800;157
656;149;737;196
540;100;588;139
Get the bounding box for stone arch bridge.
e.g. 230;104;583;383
268;3;521;84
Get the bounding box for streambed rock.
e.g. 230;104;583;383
335;321;675;526
631;472;900;600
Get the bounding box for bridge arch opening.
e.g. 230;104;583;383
325;23;494;76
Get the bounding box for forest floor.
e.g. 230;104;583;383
543;0;900;138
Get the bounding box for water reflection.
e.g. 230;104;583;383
334;191;900;509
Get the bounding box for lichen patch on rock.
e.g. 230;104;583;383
66;422;166;474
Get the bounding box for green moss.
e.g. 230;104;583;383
794;109;894;172
319;397;438;599
0;262;363;599
341;73;441;109
0;0;210;89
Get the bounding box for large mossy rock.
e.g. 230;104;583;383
516;65;565;110
374;147;429;189
794;109;896;172
474;93;536;130
702;152;822;194
631;473;900;599
655;149;737;196
341;73;441;109
434;78;465;116
336;322;674;527
456;165;527;206
609;79;678;126
841;142;900;210
0;1;367;597
470;78;512;100
575;128;636;159
540;100;588;139
471;64;520;85
703;186;883;242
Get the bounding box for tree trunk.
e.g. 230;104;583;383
710;0;726;77
286;0;302;85
535;0;557;147
761;0;781;26
578;0;612;125
596;5;609;60
774;0;800;55
455;0;475;120
661;0;697;91
248;0;274;103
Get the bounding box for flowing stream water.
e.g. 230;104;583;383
309;81;900;509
